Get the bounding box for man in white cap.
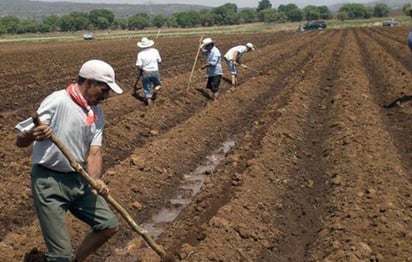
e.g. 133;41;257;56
135;36;162;106
200;37;223;100
224;42;255;87
15;59;122;261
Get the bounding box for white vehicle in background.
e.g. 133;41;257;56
83;32;94;40
382;18;399;27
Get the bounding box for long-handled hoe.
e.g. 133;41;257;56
32;113;169;261
132;70;143;95
240;64;261;74
186;35;203;92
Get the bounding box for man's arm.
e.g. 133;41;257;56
16;123;52;148
87;145;103;179
233;51;240;65
87;145;110;195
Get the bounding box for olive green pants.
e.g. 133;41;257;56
31;164;118;261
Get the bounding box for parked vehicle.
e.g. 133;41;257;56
83;32;94;40
298;20;327;32
382;19;399;27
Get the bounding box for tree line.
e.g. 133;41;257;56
0;0;399;35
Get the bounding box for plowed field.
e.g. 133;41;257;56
0;27;411;261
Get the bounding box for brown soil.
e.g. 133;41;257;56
0;27;411;262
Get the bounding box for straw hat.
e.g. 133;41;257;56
137;37;154;48
201;38;214;48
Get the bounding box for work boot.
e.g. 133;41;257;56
23;248;46;262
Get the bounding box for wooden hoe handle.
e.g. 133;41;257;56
186;35;203;92
32;113;167;260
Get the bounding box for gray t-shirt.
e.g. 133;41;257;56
15;89;104;172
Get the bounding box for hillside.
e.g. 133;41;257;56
1;0;410;20
0;0;207;20
329;0;410;12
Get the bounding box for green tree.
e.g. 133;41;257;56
166;16;178;28
95;16;110;30
152;14;166;28
303;5;320;20
198;9;214;26
212;3;239;25
318;6;332;19
261;9;277;23
257;0;272;12
0;16;20;34
60;12;90;31
128;13;151;30
112;18;127;30
339;3;371;19
288;8;304;22
0;24;6;35
278;4;303;22
20;19;41;33
337;10;348;21
43;15;60;31
276;12;288;23
38;22;52;33
239;8;257;23
373;3;390;17
89;9;114;29
60;15;74;31
403;3;412;16
175;11;200;27
365;7;374;19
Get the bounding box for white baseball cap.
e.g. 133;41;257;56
246;42;255;50
79;59;123;94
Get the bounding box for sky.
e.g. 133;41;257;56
36;0;373;8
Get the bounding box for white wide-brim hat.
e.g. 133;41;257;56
79;59;123;94
137;37;154;48
201;37;214;48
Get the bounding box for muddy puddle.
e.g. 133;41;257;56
141;140;235;238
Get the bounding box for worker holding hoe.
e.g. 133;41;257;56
15;59;123;262
135;36;162;106
200;37;223;100
224;42;255;87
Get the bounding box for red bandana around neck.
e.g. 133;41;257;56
66;83;97;126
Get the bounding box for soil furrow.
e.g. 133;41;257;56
272;29;348;261
355;28;412;182
309;28;411;261
360;27;410;71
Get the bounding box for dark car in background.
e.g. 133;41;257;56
298;20;327;32
382;19;399;27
